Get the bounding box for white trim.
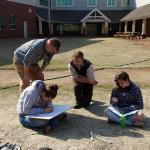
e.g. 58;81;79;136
24;21;28;38
56;0;74;7
9;15;16;31
81;8;111;22
121;15;150;22
36;15;45;22
107;0;116;7
87;0;97;7
85;19;106;23
121;0;131;7
142;18;146;34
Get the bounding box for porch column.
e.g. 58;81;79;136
104;21;109;34
142;18;146;34
60;24;63;35
50;23;54;35
81;22;87;36
132;20;136;33
101;23;105;34
124;21;128;32
38;19;43;35
119;22;121;32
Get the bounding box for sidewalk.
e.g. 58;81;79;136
0;68;150;86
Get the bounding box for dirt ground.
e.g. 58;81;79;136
0;84;150;150
0;37;150;150
0;68;150;150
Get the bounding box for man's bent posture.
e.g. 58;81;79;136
13;38;61;92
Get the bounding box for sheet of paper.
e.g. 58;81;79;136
123;110;138;117
26;105;73;120
108;106;137;117
108;106;122;117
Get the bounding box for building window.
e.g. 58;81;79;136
56;0;74;7
87;0;97;7
63;24;80;31
40;0;48;6
121;0;131;7
9;15;16;30
0;15;4;30
107;0;116;7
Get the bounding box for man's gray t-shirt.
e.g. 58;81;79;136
14;39;54;67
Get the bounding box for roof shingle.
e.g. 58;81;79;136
121;4;150;21
37;8;131;23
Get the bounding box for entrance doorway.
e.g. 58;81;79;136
86;23;102;36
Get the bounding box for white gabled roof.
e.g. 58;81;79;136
81;8;111;22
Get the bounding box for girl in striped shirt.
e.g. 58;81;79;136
105;71;145;127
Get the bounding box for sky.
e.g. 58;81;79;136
135;0;150;7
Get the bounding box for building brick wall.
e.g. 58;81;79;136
0;0;37;38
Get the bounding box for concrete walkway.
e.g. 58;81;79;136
0;68;150;86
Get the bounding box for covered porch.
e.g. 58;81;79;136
121;4;150;37
80;8;110;36
36;8;130;37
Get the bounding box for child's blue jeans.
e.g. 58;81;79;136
105;106;136;126
19;115;62;128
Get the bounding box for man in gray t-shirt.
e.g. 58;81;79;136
13;38;61;92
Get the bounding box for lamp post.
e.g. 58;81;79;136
48;0;51;35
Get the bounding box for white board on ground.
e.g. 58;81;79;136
26;105;73;120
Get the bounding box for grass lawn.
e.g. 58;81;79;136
0;37;150;70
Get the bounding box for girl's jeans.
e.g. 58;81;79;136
19;115;62;128
105;106;136;126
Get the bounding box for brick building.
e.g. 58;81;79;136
0;0;37;38
0;0;150;38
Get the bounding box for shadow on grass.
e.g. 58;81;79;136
23;100;150;140
85;100;107;117
59;37;104;53
0;37;104;69
33;113;145;140
0;38;30;67
28;112;150;141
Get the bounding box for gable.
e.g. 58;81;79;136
81;8;111;22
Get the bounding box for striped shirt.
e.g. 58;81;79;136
110;82;144;113
14;39;54;67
